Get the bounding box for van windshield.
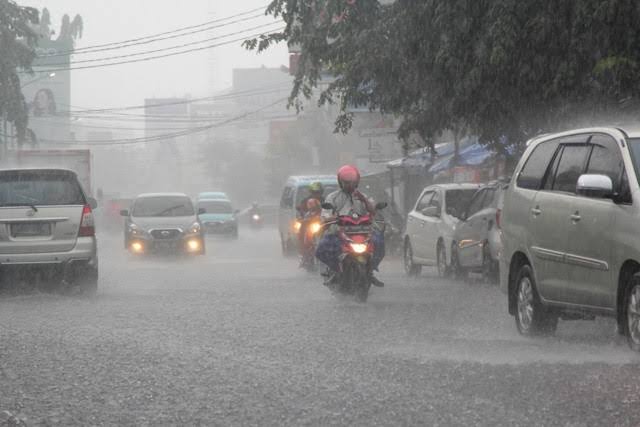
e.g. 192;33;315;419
295;184;338;205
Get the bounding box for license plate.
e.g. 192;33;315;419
11;222;51;237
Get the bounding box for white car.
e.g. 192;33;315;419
403;183;480;277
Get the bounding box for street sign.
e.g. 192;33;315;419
360;128;403;163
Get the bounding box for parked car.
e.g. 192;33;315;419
500;127;640;350
121;193;205;255
0;168;98;294
278;175;338;255
403;183;480;277
453;180;508;280
197;198;239;238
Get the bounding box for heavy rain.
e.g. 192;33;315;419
1;1;640;425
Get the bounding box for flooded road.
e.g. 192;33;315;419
1;227;638;425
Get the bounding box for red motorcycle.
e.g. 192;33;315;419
321;202;386;302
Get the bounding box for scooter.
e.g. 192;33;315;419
299;213;323;272
249;211;263;229
321;201;387;302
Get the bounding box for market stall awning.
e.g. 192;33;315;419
428;143;494;174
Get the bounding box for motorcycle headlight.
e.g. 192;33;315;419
189;222;201;234
350;243;368;254
309;222;322;235
294;221;302;232
252;214;260;221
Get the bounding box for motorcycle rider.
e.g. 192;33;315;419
296;182;325;257
300;198;323;265
316;165;385;287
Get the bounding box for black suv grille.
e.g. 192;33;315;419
151;229;181;240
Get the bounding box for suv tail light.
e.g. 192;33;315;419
79;204;95;237
496;208;502;229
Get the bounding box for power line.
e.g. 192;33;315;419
58;84;291;115
37;22;282;67
39;98;288;145
39;6;267;57
38;18;277;64
28;28;285;73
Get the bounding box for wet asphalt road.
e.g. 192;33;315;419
1;227;640;426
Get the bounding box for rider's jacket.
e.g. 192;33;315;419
321;190;379;234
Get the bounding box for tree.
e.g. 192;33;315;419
0;0;39;143
246;0;640;152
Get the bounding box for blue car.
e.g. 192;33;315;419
197;192;229;201
197;198;238;238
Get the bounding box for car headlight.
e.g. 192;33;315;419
129;223;145;236
189;222;201;234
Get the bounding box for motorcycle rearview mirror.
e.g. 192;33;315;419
375;202;388;210
198;208;206;215
321;202;335;210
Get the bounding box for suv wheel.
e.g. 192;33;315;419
436;243;448;278
404;240;422;277
515;264;557;336
624;279;640;351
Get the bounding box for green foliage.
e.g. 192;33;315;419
246;0;640;151
0;0;39;140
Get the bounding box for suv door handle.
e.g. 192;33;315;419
531;207;542;216
570;212;581;222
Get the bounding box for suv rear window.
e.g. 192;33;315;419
0;170;85;206
198;200;232;214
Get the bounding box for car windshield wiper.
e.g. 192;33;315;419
0;203;39;212
151;204;187;217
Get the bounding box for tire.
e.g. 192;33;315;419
622;276;640;351
354;264;370;303
514;264;557;336
404;240;422;277
280;233;288;256
68;266;98;296
436;242;448;278
450;244;468;280
482;243;498;283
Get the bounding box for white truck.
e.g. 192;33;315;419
0;149;93;196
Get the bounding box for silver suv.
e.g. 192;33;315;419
0;169;98;293
501;127;640;350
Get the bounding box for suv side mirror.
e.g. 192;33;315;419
375;202;388;210
87;197;98;210
576;174;613;199
198;208;206;215
120;209;129;217
421;206;440;217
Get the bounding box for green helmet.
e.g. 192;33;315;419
308;182;324;194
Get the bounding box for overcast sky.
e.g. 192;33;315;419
23;0;289;109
